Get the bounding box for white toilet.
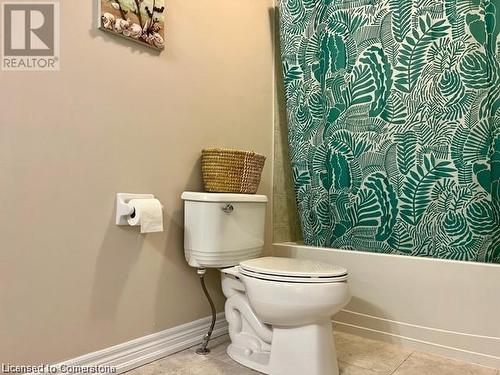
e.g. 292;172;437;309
182;192;350;375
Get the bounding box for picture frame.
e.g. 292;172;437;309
98;0;165;51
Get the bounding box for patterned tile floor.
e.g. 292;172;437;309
125;331;499;375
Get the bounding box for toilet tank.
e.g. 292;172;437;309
182;192;267;268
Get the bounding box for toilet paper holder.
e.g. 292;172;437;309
116;193;156;225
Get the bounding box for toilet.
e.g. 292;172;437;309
182;192;350;375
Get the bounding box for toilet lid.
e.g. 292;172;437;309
239;257;348;283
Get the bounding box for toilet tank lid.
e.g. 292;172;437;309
181;191;268;203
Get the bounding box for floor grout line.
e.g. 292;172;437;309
388;350;414;375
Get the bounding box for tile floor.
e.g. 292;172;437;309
125;331;499;375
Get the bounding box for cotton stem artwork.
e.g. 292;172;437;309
99;0;165;50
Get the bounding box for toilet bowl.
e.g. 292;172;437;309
221;257;350;375
181;192;350;375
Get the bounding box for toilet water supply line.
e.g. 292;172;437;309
196;268;217;355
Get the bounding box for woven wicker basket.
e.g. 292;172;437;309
201;148;266;194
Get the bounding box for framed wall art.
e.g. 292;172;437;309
99;0;165;51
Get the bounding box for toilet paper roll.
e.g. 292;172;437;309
127;199;164;233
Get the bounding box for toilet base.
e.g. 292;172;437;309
227;343;271;374
228;320;339;375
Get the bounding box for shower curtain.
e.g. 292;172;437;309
278;0;500;263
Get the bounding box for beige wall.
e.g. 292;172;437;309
0;0;274;364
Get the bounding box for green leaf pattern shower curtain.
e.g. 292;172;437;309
278;0;500;262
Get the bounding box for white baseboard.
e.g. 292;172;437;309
23;305;500;374
38;313;228;375
334;310;500;369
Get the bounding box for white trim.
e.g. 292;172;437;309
340;309;500;341
333;310;500;369
34;313;228;375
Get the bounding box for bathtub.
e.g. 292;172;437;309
273;242;500;369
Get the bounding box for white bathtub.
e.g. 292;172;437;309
273;242;500;369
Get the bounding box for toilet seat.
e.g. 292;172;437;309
239;257;348;283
